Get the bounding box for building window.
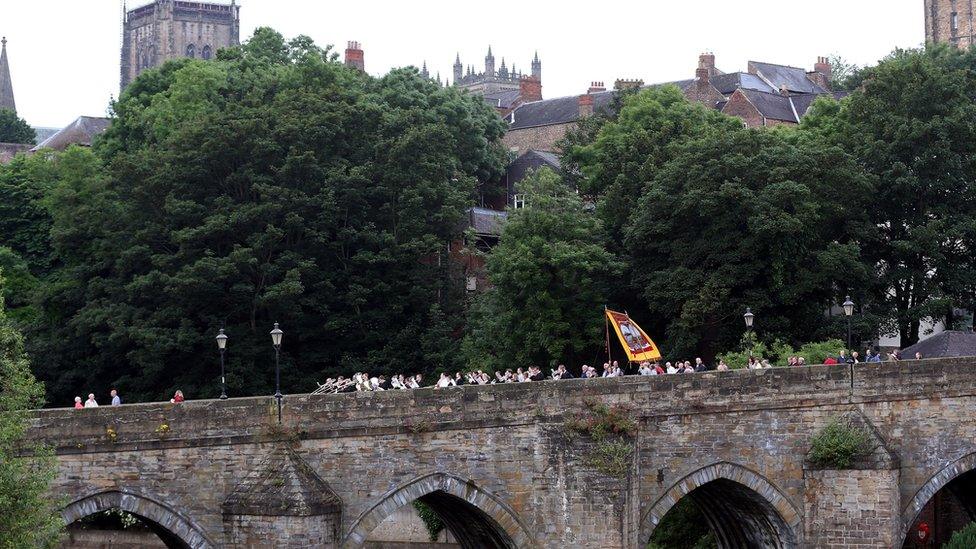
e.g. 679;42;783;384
186;44;195;58
952;13;959;32
202;45;212;60
513;194;526;209
466;276;478;292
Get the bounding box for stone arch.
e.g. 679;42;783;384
62;489;215;549
901;451;976;541
342;472;538;549
642;462;801;548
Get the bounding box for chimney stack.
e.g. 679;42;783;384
698;52;716;76
587;81;606;94
519;75;543;102
344;41;365;72
578;94;594;118
613;79;644;91
814;56;832;79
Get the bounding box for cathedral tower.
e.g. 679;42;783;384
485;46;495;77
453;53;463;83
121;0;240;90
925;0;976;47
0;37;15;113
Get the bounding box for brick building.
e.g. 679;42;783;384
121;0;241;90
502;53;840;154
925;0;976;47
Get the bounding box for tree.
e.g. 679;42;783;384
30;28;507;403
0;274;63;547
624;129;872;359
463;168;620;370
826;54;866;92
804;45;976;344
0;109;35;145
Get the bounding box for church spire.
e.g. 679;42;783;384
0;37;15;113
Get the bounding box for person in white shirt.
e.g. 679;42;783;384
84;393;98;408
666;362;678;374
435;373;455;388
638;362;653;376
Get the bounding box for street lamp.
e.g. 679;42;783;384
744;308;755;331
843;296;855;351
270;322;283;424
216;328;228;400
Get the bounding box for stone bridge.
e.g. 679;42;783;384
27;358;976;548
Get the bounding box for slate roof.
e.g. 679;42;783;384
32;127;61;144
738;89;801;122
508;91;616;130
32;116;111;152
900;331;976;359
483;89;522;110
749;61;827;94
711;72;775;95
222;446;341;517
466;207;508;236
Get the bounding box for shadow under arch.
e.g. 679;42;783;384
62;489;215;549
642;462;801;548
901;451;976;542
342;472;538;549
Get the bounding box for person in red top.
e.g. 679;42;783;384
823;356;839;365
170;390;185;403
73;396;83;409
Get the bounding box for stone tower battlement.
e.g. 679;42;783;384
120;0;240;90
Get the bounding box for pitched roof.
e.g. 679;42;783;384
0;37;15;113
222;445;341;517
710;72;775;95
736;89;800;122
748;61;827;94
900;331;976;359
508;91;616;130
483;89;522;110
466;206;507;236
32;116;111;152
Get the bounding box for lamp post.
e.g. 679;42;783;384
216;328;228;400
843;296;854;351
744;308;755;332
270;322;283;424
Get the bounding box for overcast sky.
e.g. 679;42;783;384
4;0;924;128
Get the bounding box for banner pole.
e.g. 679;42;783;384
605;305;612;365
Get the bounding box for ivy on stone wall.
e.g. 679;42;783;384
412;500;444;542
566;399;637;477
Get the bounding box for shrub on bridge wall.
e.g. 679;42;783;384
718;334;846;369
808;417;871;469
944;522;976;549
566;399;637;477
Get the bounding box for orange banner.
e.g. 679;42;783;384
606;309;662;362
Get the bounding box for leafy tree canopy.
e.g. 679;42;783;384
29;27;507;403
0;274;63;547
0;108;35;145
463;168;620;370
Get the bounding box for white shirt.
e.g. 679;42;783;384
666;365;678;374
84;399;98;408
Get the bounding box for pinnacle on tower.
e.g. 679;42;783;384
421;60;429;79
0;37;15;113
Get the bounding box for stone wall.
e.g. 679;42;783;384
501;123;572;154
31;357;976;548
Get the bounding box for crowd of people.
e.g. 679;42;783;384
72;389;184;409
314;347;926;394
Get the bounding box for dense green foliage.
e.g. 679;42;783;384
943;522;976;549
718;337;847;370
805;44;976;345
19;28;506;404
647;497;716;549
463;168;619;370
808;417;872;469
0;108;35;145
0;275;63;547
412;500;445;542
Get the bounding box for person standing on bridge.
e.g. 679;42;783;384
73;396;83;409
110;389;121;406
170;390;184;403
84;393;98;408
